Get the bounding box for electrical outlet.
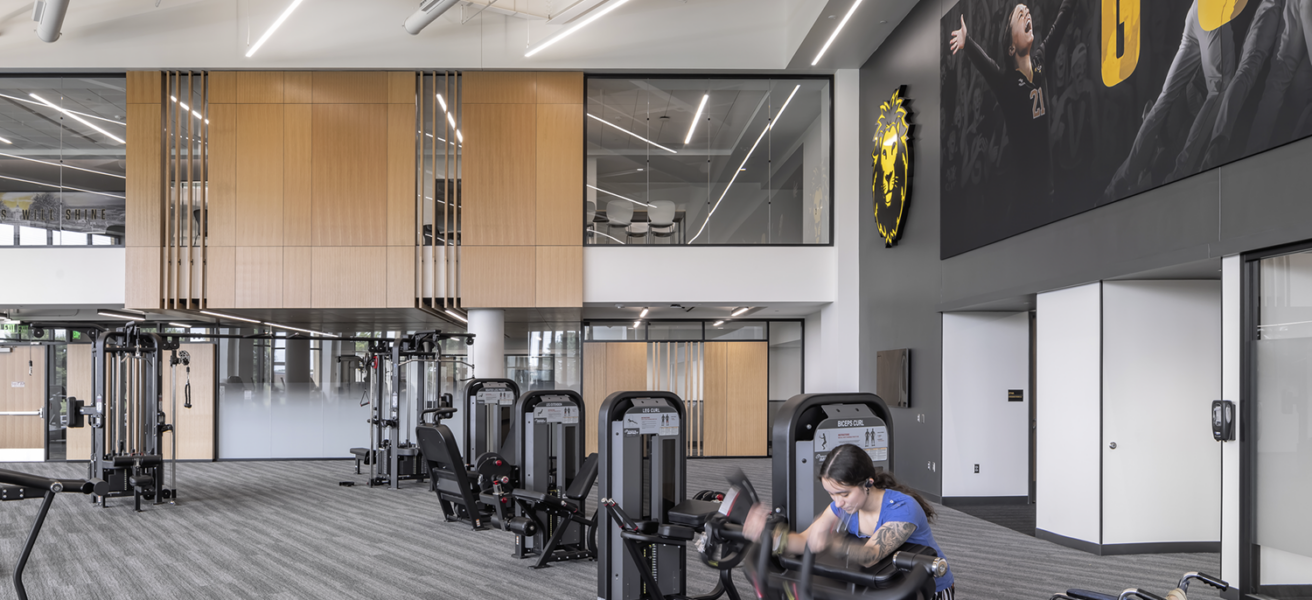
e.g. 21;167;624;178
974;464;979;474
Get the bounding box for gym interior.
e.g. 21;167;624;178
1;1;1309;598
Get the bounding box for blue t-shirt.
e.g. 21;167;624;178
828;489;954;593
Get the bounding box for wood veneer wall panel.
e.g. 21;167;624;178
125;246;162;309
583;343;607;455
386;246;416;308
162;343;215;460
283;247;312;308
235;104;284;246
312;72;388;104
236;71;284;103
536;103;583;246
387;103;416;246
464;71;537;103
126;103;163;248
460;246;535;308
462;103;535;246
235;246;283;308
284;72;313;103
0;350;45;450
702;342;729;456
126;71;163;104
606;342;648;392
536;72;583;104
65;344;93;461
206;246;236;309
208;72;236;103
535;246;582;308
284;104;313;246
387;71;416;104
311;104;387;247
311;246;387;308
207;104;237;247
726;342;768;456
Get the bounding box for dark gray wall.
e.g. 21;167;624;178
859;0;1312;499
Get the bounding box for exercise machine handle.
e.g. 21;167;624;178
891;551;949;578
1118;589;1168;600
1178;572;1228;593
0;469;93;494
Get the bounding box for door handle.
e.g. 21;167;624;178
0;411;41;416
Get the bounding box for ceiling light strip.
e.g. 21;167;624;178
171;95;210;124
0;151;126;179
245;0;307;58
688;85;799;243
684;94;709;145
525;0;631;57
731;307;751;317
587;184;653;208
587;113;678;154
435;95;464;143
97;309;144;321
30;93;126;144
812;0;864;66
0;135;11;144
266;322;327;336
444;309;468;324
200;310;262;324
586;230;626;244
0;174;125;199
0;93;127;126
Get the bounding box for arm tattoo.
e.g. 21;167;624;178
848;522;916;567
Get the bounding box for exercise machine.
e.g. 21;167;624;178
597;390;738;600
415;405;521;531
1051;572;1229;600
0;469;95;600
464;378;520;461
772;393;893;530
506;390;597;566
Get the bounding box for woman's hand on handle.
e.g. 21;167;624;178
949;15;967;55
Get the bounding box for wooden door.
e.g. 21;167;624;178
0;348;47;461
66;344;94;461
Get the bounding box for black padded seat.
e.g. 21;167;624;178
128;475;154;488
667;498;722;527
564;453;599;502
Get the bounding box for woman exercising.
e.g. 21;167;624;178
743;444;956;599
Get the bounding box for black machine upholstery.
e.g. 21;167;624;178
510;452;601;568
416;422;495;531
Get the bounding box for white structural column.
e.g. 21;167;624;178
468;309;506;380
1220;255;1241;587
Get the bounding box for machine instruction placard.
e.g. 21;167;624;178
814;423;888;465
478;389;516;406
533;403;579;424
623;409;679;437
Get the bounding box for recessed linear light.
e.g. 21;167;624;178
684;94;709;145
0;174;125;200
167;322;195;329
712;320;725;327
640;307;649;318
445;309;468;324
633;320;641;328
98;309;144;321
435;94;464;143
266;322;327;336
0;152;125;179
245;0;306;58
587;113;678;154
200;310;263;325
813;0;864;66
586;230;625;244
170;96;210;124
731;307;751;317
0;93;126;126
0;135;10;144
588;184;653;208
30;93;126;144
689;85;799;243
525;0;631;57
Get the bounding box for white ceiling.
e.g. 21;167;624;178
0;0;911;71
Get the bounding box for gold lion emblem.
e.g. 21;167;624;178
872;89;911;247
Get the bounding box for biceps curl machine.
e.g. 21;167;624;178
0;469;96;600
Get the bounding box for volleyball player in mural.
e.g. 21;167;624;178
947;0;1079;200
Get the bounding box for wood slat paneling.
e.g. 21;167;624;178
387;71;415;104
0;349;46;450
235;246;283;308
126;71;163;104
583;343;606;455
207;103;237;247
284;71;313;103
462;103;536;246
311;246;387;308
387;103;416;246
311;104;388;246
536;103;583;246
236;71;284;103
463;71;537;104
125;246;162;310
235;104;284;246
283;104;313;246
65;344;93;461
386;246;416;308
312;72;389;104
283;246;312;308
460;246;535;308
726;342;768;456
163;344;215;460
206;246;236;309
702;342;729;456
536;72;584;104
208;72;236;103
126;103;162;248
535;246;582;308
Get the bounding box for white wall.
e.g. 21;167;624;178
1036;283;1102;544
942;312;1030;498
583;245;835;305
0;248;124;307
1221;256;1241;586
1101;280;1221;545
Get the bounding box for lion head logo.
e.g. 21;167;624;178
872;89;911;247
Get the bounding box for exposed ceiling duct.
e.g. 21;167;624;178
32;0;71;43
404;0;462;34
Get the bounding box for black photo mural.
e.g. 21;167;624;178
940;0;1312;258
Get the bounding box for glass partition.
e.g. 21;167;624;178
586;76;830;246
0;75;127;246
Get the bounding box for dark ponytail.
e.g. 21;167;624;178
818;444;937;522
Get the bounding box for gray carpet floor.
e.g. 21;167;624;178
0;459;1222;599
950;502;1037;537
